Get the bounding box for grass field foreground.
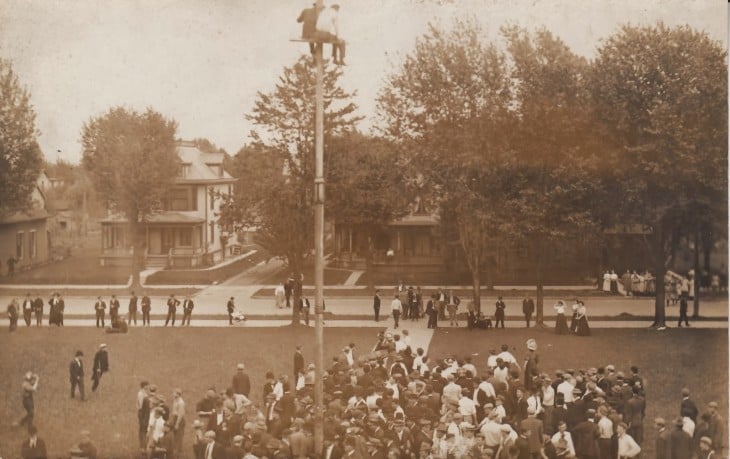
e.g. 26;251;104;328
0;326;384;458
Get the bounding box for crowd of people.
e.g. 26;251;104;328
17;334;716;459
4;291;250;333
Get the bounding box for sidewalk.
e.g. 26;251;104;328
2;291;726;321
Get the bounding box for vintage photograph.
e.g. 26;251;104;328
0;0;727;458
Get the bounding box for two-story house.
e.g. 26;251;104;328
0;172;52;275
99;141;236;268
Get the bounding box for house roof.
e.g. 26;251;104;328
176;144;235;184
389;214;439;227
102;211;205;225
0;208;50;225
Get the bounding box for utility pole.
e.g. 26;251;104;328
313;0;326;455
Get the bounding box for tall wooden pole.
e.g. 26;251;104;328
313;1;326;454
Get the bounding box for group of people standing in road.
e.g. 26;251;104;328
372;284;592;337
6;292;66;330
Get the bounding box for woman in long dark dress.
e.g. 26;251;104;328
575;302;591;336
553;301;570;335
569;301;579;333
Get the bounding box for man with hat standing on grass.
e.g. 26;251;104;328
706;401;724;457
669;417;693;459
16;371;40;429
69;350;85;401
91;343;109;392
699;436;717;459
654;417;670;459
680;387;699;422
232;363;251;398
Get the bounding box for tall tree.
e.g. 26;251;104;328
81;107;179;289
499;26;605;325
218;56;361;324
0;58;43;218
325;132;412;288
591;24;727;328
376;18;513;311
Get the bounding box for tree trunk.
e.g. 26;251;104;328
692;228;700;318
129;217;143;291
535;237;545;326
485;260;494;290
365;236;375;290
472;267;481;314
651;228;667;328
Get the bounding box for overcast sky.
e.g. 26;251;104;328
0;0;726;164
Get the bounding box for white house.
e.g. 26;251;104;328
99;141;236;268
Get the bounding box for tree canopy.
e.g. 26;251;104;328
591;23;728;326
0;58;43;218
81;106;179;287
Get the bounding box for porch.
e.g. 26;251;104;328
100;214;207;268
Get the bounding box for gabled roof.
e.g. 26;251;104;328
0;208;50;225
176;143;235;184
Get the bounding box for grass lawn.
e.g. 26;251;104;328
145;248;271;285
428;327;728;458
0;326;383;458
262;266;353;286
0;252;130;285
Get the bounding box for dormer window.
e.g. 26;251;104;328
206;163;222;177
179;163;191;178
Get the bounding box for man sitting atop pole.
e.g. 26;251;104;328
314;4;346;65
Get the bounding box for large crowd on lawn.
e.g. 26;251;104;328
119;334;724;459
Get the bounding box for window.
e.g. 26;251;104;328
60;221;68;230
190;186;198;211
179;228;193;246
179;163;191;178
209;188;215;210
29;230;37;258
170;187;190;211
209;221;215;244
16;232;24;259
206;163;222;177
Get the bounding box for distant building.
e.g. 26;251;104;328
99;141;236;268
0;173;51;274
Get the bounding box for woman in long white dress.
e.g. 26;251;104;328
602;271;611;292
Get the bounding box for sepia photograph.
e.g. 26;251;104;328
0;0;727;458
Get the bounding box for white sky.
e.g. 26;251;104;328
0;0;726;163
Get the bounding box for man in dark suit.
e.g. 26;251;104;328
181;295;194;326
680;388;698;422
232;363;251;397
141;295;151;326
94;296;106;328
495;296;506;328
33;295;43;326
277;388;296;430
654;417;671;459
20;425;47;459
22;293;34;326
373;289;381;322
520;407;544;459
69;350;85;400
165;294;180;326
624;387;646;444
109;294;120;321
128;291;138;326
678;295;690;327
49;292;64;326
202;430;226;459
522;297;535;328
91;344;110;392
669;417;693;459
572;410;600;459
227;297;235;325
294;346;304;380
